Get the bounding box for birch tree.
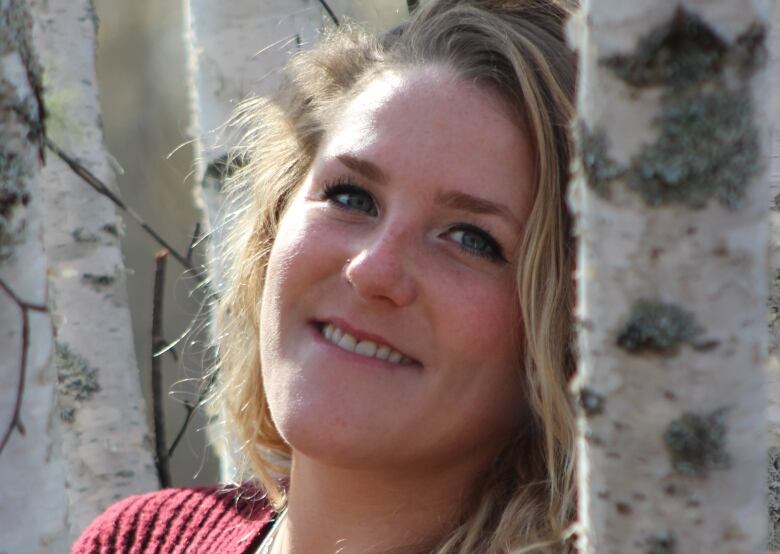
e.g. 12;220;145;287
569;0;774;551
30;0;158;538
766;1;780;549
184;0;408;479
0;2;67;553
1;0;157;550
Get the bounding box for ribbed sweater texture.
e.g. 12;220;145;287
71;485;274;554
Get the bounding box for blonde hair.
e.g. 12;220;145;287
211;1;578;551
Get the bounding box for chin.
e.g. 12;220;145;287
274;409;388;469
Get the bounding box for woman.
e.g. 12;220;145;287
74;1;577;552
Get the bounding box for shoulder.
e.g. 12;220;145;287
71;484;274;554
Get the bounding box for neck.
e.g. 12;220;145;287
272;452;489;554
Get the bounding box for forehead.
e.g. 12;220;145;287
318;65;535;223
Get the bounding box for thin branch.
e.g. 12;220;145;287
317;0;339;25
167;401;195;460
43;137;206;284
151;250;172;487
0;278;47;456
186;222;201;264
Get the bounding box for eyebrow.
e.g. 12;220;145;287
436;190;522;229
336;154;521;228
337;154;387;184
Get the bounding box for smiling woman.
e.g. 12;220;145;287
73;1;578;553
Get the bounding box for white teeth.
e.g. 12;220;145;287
375;345;391;361
320;323;411;365
337;333;356;351
354;340;377;357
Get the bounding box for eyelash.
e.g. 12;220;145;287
320;178;507;263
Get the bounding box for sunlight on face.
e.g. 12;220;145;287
260;65;535;474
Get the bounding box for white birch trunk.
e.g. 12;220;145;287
184;0;407;480
29;0;157;542
0;2;67;552
766;1;780;549
570;1;773;551
185;0;325;481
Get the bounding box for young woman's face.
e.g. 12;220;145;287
260;65;535;474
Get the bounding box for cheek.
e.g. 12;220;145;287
436;269;518;359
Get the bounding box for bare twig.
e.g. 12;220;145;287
43;137;206;284
151;250;171;487
0;278;47;456
317;0;339;25
167;401;195;460
186;222;201;264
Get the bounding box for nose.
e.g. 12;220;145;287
344;228;418;307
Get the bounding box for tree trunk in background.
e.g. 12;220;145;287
184;0;408;480
570;1;773;552
31;0;157;543
184;0;325;481
766;2;780;549
0;2;66;552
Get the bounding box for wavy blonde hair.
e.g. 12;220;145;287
210;1;578;551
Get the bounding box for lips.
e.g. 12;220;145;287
315;318;418;366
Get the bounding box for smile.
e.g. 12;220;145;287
319;322;416;366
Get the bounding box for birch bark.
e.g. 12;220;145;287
0;2;66;552
570;1;773;551
29;0;157;541
184;0;407;479
766;1;780;549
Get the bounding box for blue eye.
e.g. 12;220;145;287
449;224;506;263
322;181;378;216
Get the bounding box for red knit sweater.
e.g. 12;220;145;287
71;485;274;553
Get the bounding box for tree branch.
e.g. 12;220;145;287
0;278;47;456
44;137;207;285
317;0;339;25
151;250;171;487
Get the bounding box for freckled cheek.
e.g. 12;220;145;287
433;276;517;364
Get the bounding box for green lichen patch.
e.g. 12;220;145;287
55;342;100;422
625;87;759;209
768;447;780;548
617;299;700;356
646;532;676;554
576;122;623;198
663;409;730;477
602;8;727;89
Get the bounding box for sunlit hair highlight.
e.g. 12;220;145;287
210;1;578;552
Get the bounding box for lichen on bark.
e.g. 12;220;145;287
599;8;766;209
626;87;759;209
663;409;730;477
602;8;727;89
616;299;700;356
55;342;101;422
575;122;622;198
769;447;780;548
